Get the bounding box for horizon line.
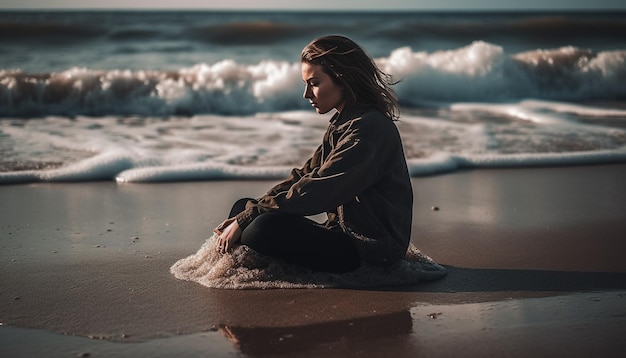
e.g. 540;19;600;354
2;7;626;12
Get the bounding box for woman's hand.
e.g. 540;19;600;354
214;218;242;254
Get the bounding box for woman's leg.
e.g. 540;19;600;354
241;212;360;273
227;198;360;273
228;198;251;218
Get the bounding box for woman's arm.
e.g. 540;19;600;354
264;144;323;197
236;113;393;230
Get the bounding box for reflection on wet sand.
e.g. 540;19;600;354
218;310;415;356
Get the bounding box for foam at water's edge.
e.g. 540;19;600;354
2;98;626;184
407;149;626;176
170;234;446;290
115;163;292;183
3;148;626;184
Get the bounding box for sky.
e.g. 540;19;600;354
1;0;625;11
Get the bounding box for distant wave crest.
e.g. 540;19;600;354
380;41;626;105
0;61;304;117
1;42;625;117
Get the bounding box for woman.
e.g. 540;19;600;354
214;35;413;273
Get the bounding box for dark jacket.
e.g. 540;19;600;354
236;106;413;267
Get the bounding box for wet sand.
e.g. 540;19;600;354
1;164;626;357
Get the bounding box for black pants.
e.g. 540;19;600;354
229;198;360;273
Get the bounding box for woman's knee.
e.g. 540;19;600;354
241;212;284;237
240;212;289;253
228;198;253;218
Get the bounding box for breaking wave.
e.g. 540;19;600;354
2;42;625;117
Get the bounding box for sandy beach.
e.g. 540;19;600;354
1;164;626;357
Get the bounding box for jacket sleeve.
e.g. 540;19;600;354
264;144;323;197
236;115;389;230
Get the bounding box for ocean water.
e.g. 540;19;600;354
1;11;626;183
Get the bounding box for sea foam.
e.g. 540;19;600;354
1;100;626;184
170;233;446;289
379;42;626;105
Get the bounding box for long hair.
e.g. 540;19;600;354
301;35;399;120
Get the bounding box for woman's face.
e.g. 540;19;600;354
301;62;345;114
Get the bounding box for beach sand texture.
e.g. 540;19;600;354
1;164;626;357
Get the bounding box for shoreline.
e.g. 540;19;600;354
2;164;626;356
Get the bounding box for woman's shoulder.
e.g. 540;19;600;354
353;108;397;134
359;107;388;120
